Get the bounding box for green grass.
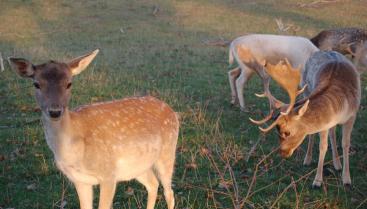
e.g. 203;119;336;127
1;0;367;208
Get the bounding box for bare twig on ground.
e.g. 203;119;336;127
291;177;300;209
269;157;343;208
356;198;367;209
298;0;338;8
152;5;160;16
275;18;300;35
0;52;4;72
60;180;67;209
202;38;231;47
0;30;61;39
241;147;279;208
205;149;239;208
245;134;265;162
207;171;220;209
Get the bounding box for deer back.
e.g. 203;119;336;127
302;51;360;101
231;34;318;69
295;51;360;130
311;28;367;53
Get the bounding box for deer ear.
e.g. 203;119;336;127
295;99;309;120
8;57;34;78
67;49;99;76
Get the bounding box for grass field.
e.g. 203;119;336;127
1;0;367;208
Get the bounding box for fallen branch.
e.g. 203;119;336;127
240;146;279;208
356;197;367;209
152;5;160;16
203;39;231;47
0;52;4;71
298;0;338;8
245;134;265;162
275;18;300;35
269;157;343;208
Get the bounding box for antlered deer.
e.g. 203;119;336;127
311;27;367;71
8;50;179;209
228;34;318;117
250;51;361;187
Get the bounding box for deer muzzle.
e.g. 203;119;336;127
47;106;64;120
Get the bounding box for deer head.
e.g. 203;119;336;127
8;50;99;120
249;59;310;157
345;41;367;68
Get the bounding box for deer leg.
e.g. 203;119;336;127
303;134;314;166
98;181;117;209
263;76;272;106
136;169;159;209
228;67;241;105
329;126;342;171
341;116;356;186
236;67;254;112
312;130;329;188
155;155;176;209
74;182;93;209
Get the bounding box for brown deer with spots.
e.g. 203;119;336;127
8;50;179;209
311;27;367;71
250;51;361;187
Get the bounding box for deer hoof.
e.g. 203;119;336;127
303;158;312;166
230;100;238;106
342;176;351;186
343;183;352;190
240;106;249;112
333;161;342;171
312;180;322;188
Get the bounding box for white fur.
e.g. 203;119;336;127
228;34;319;110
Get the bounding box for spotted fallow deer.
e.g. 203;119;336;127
8;50;179;209
250;51;361;187
227;34;319;116
311;27;367;71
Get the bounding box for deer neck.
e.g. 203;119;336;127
298;92;341;135
41;108;76;160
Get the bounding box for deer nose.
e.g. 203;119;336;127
49;110;62;118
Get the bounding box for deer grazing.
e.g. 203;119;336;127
311;27;367;71
228;34;318;117
250;51;361;187
8;50;179;209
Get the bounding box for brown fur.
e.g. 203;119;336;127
9;50;179;209
311;28;367;70
311;28;367;51
254;51;360;187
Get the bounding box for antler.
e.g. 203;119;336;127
249;91;284;124
249;59;307;132
264;59;306;115
258;113;283;133
237;46;285;124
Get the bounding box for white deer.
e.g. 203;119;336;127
228;34;319;116
8;50;179;209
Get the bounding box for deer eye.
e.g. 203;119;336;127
66;82;72;89
283;131;290;137
33;82;40;89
